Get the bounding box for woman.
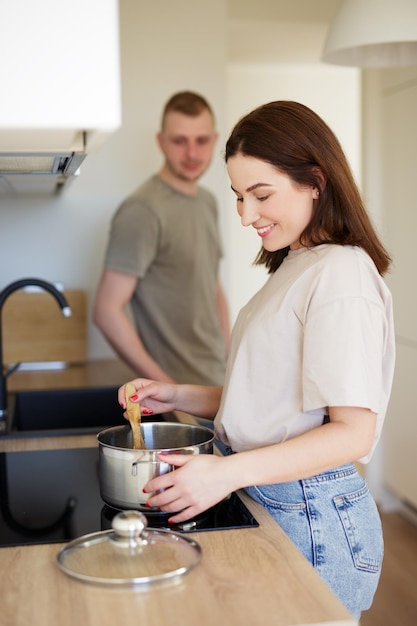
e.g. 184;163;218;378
118;101;395;619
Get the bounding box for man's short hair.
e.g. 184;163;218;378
161;91;214;129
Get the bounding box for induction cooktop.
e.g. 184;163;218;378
0;447;258;548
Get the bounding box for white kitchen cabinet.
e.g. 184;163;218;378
0;0;121;193
0;0;121;148
378;67;417;511
384;342;417;507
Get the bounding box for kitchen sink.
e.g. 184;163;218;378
4;386;169;438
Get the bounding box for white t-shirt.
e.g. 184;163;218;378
214;244;395;463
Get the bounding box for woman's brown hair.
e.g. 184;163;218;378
225;101;391;275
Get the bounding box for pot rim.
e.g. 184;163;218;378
96;422;215;453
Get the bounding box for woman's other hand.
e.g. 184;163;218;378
143;453;236;524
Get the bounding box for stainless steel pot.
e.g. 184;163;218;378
97;422;214;511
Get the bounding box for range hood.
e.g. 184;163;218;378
0;132;87;195
0;0;121;195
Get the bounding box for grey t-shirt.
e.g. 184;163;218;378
104;175;226;385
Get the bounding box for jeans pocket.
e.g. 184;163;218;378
249;485;306;512
333;484;383;573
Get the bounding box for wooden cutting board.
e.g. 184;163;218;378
2;289;87;366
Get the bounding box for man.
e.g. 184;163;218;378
93;91;229;385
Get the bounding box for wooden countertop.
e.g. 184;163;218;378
0;439;356;626
7;358;136;393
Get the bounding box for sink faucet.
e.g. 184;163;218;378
0;278;72;428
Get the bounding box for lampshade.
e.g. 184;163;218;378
322;0;417;68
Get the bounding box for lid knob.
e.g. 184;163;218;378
110;510;148;547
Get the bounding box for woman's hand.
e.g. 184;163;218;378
118;378;178;416
143;453;236;524
118;380;223;420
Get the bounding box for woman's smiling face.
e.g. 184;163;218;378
227;154;317;251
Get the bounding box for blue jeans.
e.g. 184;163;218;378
244;464;383;620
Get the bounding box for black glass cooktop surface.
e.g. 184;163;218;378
0;447;258;548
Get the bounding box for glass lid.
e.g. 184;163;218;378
56;510;202;586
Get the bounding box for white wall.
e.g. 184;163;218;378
0;0;228;360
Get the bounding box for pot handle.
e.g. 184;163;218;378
131;458;173;478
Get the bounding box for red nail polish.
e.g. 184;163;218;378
142;488;147;493
120;402;126;409
131;394;138;401
145;501;151;507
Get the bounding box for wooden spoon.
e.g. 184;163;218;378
125;382;146;449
